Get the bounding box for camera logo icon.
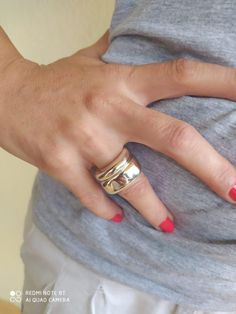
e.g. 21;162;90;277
9;290;22;303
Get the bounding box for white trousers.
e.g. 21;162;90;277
20;206;236;314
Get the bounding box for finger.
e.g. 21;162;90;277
119;172;175;232
87;139;175;232
51;159;124;223
124;101;236;204
122;59;236;105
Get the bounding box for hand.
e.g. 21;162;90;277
1;30;236;233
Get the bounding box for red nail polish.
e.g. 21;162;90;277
159;217;175;233
229;185;236;201
111;213;123;223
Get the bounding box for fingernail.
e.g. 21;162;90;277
111;213;123;223
159;217;175;233
229;185;236;201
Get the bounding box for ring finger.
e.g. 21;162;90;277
89;137;175;233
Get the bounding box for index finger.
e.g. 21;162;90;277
123;59;236;105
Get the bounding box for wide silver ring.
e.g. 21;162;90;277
94;148;141;194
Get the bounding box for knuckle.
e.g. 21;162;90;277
78;122;104;155
166;122;198;153
83;88;120;117
171;58;196;84
120;173;149;199
83;90;107;113
123;65;137;81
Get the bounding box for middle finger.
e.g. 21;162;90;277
125;102;236;204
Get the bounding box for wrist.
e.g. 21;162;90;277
0;26;40;111
0;56;40;146
0;56;39;104
0;26;22;71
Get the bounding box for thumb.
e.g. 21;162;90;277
74;30;110;60
122;58;236;106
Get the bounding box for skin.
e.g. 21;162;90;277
1;27;236;231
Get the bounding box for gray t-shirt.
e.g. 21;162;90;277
31;0;236;311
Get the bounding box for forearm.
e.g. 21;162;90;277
0;27;21;144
